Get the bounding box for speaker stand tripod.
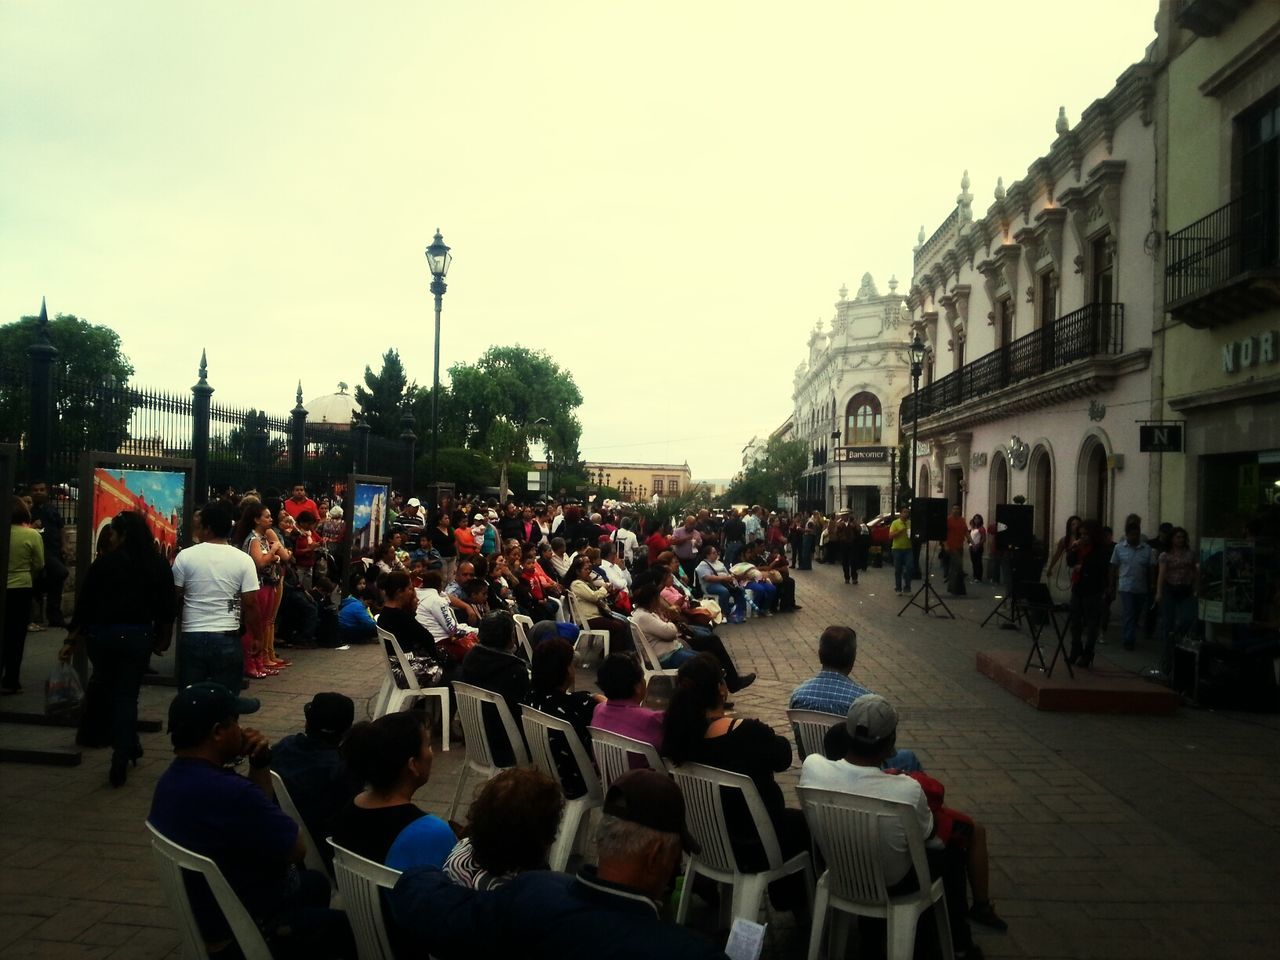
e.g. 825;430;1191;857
898;540;954;619
981;591;1022;630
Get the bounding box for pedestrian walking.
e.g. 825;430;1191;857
1109;519;1156;650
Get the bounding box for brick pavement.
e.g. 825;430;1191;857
2;560;1279;959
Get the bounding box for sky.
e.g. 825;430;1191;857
1;1;1158;480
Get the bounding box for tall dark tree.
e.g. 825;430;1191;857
355;348;417;438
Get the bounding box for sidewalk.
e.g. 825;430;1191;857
2;560;1278;959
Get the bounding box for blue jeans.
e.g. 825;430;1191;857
1159;587;1197;672
1120;591;1147;649
659;646;700;668
892;549;913;592
725;541;744;565
883;748;923;773
178;630;243;693
87;624;154;765
745;580;777;612
702;582;745;620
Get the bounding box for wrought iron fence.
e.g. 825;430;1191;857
1165;194;1279;306
901;302;1125;423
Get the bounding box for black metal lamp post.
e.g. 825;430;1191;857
425;229;452;493
831;428;842;513
908;332;926;502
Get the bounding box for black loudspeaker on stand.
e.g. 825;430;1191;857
899;498;955;619
981;503;1035;629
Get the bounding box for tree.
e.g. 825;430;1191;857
355;349;416;437
720;436;808;509
0;311;136;454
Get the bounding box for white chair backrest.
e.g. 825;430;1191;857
796;786;935;906
520;705;603;801
378;627;421;692
786;708;844;761
145;821;272;960
269;771;328;879
627;619;670;677
452;681;529;768
669;762;784;875
512;614;535;662
587;725;664;792
328;840;402;960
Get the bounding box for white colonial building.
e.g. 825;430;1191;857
903;60;1156;547
792;273;913;519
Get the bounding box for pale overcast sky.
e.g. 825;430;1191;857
1;1;1157;479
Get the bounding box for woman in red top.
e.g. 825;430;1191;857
645;519;672;564
453;510;479;560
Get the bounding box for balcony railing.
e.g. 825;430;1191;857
1172;193;1280;313
901;302;1124;423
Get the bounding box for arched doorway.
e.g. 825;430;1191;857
918;464;931;500
1029;445;1053;546
1078;436;1110;525
990;452;1009;512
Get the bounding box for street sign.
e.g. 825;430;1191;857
1139;424;1184;453
834;446;888;463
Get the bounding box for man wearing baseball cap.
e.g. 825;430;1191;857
392;496;426;535
800;694;983;959
149;683;354;958
390;769;727;959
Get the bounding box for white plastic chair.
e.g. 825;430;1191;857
786;708;844;762
669;762;814;927
269;771;330;880
145;821;272;960
588;725;666;792
512;613;535;663
520;705;604;872
376;627;450;752
626;619;679;682
797;785;954;960
371;614;395;717
564;590;611;664
447;681;530;820
328;840;403;960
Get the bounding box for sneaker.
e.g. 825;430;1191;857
968;901;1007;932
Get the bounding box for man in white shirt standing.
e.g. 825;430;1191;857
800;694;983;959
610;517;639;566
172;501;264;694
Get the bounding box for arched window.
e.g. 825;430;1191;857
845;392;882;445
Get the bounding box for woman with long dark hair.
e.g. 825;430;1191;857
59;511;176;787
1066;519;1110;668
1046;515;1083;582
234;502;284;679
631;582;754;691
662;653;808;912
567;554;631;653
968;514;986;583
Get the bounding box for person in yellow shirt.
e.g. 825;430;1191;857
888;506;913;596
5;497;46;694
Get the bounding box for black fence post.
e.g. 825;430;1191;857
354;419;371;473
191;350;213;503
290;382;307;484
400;409;417;494
26;298;58;483
248;413;270;480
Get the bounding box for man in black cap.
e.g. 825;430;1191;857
272;692;361;872
149;683;354;959
389;769;727;959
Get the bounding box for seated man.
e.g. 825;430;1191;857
789;625;920;771
694;545;745;623
389;769;725;959
445;560;482;626
149;683;354;959
459;611;530;767
272;692;362;872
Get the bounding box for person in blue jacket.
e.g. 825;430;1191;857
337;569;378;644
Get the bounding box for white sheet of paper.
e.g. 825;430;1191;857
724;918;767;960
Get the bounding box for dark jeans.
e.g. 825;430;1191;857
2;586;33;689
834;543;857;583
212;868;355;960
87;624;153;765
799;534;816;570
969;547;983;582
856;844;973;957
179;631;243;693
1070;593;1105;654
683;629;746;689
35;551;69;625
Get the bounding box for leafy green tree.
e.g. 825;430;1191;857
721;436;809;508
355;349;416;437
0;311;136;455
420;447;499;493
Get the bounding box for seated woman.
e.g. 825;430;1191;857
653;559;719;628
415;569;478;664
567;555;632;653
591;652;665;752
730;549;779;615
337;569;379;645
520;637;603;798
445;767;565;890
376;571;459;690
662;653;809;913
630;583;754;692
331;712;455;868
695;544;746;623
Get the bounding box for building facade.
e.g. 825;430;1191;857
793;273;912;519
581;461;692;502
1155;0;1280;540
903;62;1157;547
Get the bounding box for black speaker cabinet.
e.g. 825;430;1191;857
910;497;948;542
995;503;1034;551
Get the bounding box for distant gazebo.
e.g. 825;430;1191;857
304;382;358;429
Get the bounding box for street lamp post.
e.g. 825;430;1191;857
425;229;453;497
908;332;926;503
831;427;842;513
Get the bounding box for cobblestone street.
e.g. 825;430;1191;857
3;559;1279;959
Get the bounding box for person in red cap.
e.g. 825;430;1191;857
389;769;726;959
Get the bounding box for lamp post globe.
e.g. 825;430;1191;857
425;229;452;497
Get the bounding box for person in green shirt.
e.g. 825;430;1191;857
889;506;913;596
5;496;46;694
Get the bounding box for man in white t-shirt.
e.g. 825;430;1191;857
172;501;264;694
610;518;639;566
799;694;983;959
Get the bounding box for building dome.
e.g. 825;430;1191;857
305;382;358;428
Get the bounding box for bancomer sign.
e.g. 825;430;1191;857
834;446;889;463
